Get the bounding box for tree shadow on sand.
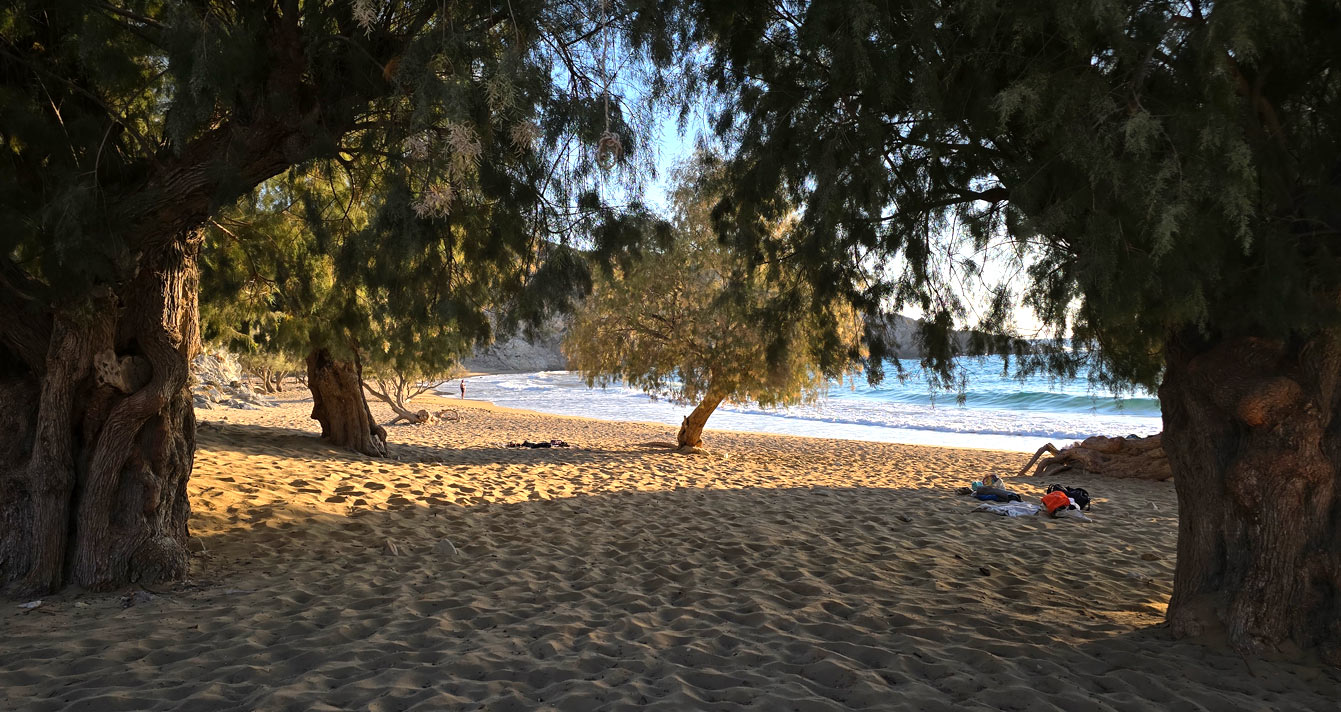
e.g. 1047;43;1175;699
198;418;655;467
6;443;1337;712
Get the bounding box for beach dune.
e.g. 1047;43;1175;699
3;395;1336;711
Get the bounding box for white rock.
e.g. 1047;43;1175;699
1125;571;1154;584
17;600;42;610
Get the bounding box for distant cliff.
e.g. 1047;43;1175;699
462;316;570;373
463;312;981;374
869;313;978;359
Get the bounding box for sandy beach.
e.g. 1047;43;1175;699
3;394;1336;711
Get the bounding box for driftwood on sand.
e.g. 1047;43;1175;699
1018;434;1172;481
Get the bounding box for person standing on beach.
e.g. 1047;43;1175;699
459;379;465;399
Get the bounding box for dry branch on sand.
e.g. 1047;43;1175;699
1018;434;1172;481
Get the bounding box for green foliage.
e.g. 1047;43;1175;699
635;0;1341;392
151;0;691;383
235;350;301;391
564;152;863;409
201;162;487;381
2;1;659;319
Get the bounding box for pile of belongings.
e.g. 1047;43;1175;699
506;439;571;449
960;476;1095;523
1040;483;1092;522
957;474;1023;502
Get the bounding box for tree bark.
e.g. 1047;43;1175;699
306;348;387;457
1160;332;1341;664
258;368;276;393
677;393;725;449
0;232;201;596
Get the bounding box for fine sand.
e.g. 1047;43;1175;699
3;394;1338;711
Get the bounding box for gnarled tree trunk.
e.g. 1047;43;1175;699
1160;332;1341;664
306;348;386;457
676;393;725;449
0;232;201;597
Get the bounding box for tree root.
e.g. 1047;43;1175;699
1018;434;1171;481
388;408;431;425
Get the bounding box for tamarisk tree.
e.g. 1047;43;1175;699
656;0;1341;659
203;162;519;456
565;154;862;449
0;0;648;596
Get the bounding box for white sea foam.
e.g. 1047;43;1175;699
448;363;1163;452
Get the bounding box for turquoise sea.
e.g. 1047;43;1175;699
450;356;1163;452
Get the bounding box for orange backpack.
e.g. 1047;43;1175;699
1041;490;1071;514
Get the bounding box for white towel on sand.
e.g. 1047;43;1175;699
972;501;1041;518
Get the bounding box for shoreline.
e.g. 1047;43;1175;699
451;371;1126;455
443;390;1035;457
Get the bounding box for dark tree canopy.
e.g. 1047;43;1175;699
627;0;1341;661
0;0;671;593
644;0;1340;385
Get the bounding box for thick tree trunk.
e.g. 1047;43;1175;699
1160;332;1341;663
677;393;725;449
0;232;201;596
306;348;387;457
258;368;276;394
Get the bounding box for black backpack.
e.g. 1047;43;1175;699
1045;484;1091;511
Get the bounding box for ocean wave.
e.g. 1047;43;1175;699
717;399;1156;441
448;368;1163;452
861;389;1161;416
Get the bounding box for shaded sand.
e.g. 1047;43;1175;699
4;394;1338;711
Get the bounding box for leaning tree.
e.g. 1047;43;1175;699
656;0;1341;659
565;152;863;449
0;0;661;596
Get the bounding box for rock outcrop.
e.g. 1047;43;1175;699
463;316;570;373
191;350;277;410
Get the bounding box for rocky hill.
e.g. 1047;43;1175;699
462;317;570;373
